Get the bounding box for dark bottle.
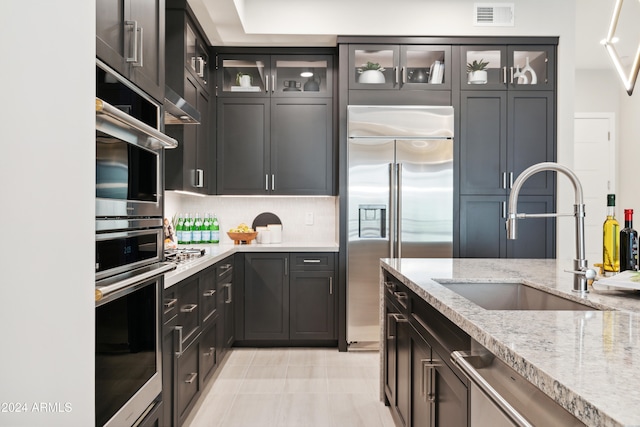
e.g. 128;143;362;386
620;208;639;271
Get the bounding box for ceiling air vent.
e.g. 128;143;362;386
474;3;514;26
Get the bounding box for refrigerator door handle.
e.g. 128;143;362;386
389;162;395;258
397;163;403;258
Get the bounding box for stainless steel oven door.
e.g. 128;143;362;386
96;274;165;427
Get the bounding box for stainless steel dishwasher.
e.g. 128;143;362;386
451;345;586;427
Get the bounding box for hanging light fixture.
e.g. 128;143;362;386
602;0;640;95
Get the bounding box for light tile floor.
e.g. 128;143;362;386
184;348;396;427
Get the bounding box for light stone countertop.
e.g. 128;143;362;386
380;258;640;427
164;242;338;288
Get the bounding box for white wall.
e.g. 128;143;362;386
165;193;338;244
0;1;95;426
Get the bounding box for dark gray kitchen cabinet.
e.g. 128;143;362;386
459;195;555;258
459;90;555;196
289;253;336;340
239;252;337;344
383;271;469;427
216;97;333;195
96;0;165;101
165;4;214;195
216;257;234;357
458;89;556;258
217;54;333;97
460;45;555;91
243;253;290;340
348;44;452;91
162;260;230;427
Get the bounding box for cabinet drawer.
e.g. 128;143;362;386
176;338;201;423
216;258;234;278
178;277;201;344
200;323;217;381
290;253;335;271
200;272;217;324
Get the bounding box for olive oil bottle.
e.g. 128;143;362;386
603;194;620;272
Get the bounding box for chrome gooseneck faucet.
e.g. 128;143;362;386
506;162;596;293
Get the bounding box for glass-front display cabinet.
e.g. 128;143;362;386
461;45;554;90
348;44;451;90
217;55;332;97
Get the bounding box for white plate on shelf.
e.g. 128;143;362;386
230;86;261;92
593;270;640;291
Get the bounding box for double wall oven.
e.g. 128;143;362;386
95;59;177;427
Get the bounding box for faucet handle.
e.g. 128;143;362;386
564;267;597;281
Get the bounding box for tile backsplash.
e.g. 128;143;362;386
165;192;338;245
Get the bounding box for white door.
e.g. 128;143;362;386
573;113;616;268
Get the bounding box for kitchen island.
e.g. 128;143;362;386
381;258;640;427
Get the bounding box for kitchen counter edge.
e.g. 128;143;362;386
165;243;339;288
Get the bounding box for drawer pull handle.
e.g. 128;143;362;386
185;372;198;384
303;259;321;263
164;298;177;310
181;304;198;313
203;347;216;357
174;326;184;356
203;290;216;297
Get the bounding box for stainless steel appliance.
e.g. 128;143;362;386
451;347;586;426
347;105;454;348
95;59;177;427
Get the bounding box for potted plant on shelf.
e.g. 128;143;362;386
357;61;386;84
467;59;489;84
235;72;252;87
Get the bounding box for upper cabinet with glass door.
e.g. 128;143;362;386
217;54;332;97
461;45;555;91
348;44;451;90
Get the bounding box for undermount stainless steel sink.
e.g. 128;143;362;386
440;282;598;311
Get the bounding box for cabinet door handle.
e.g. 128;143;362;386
502;66;507;84
509;172;514;188
203;346;215;357
423;361;438;402
271;174;275;191
303;259;321;263
265;174;269;191
135;26;143;67
401;67;406;84
164;298;177;310
184;372;198;384
265;74;269;93
394;67;399;86
284;257;288;276
502;172;507;189
272;75;275;94
203;289;216;297
181;304;198;313
225;283;233;304
384;281;397;292
195;57;205;78
329;277;333;295
174;326;184;356
387;313;407;340
510;66;514;84
502;201;507;219
195;169;204;188
125;21;139;64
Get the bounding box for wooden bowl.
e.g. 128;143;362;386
227;231;258;245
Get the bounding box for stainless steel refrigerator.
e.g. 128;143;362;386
347;105;454;348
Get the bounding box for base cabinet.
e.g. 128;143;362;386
162;257;234;426
239;252;337;344
383;272;469;427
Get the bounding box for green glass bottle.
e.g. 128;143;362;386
176;213;185;244
202;213;212;243
211;214;220;244
192;213;202;244
183;213;193;244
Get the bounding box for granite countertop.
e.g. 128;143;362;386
380;258;640;427
164;242;338;288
